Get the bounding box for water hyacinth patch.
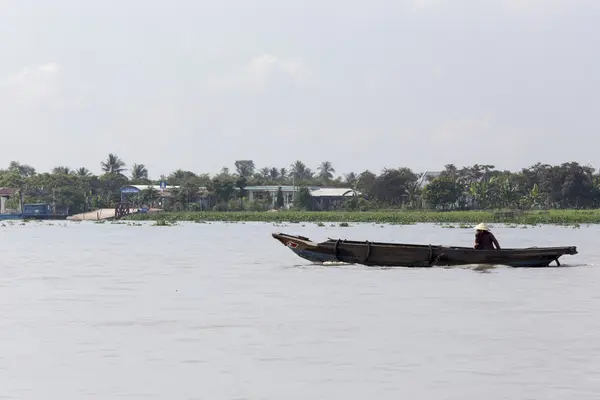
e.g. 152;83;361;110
124;209;600;225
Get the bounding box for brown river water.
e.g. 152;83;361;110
1;220;599;399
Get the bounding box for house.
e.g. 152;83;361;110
310;188;362;211
120;184;218;209
244;185;320;209
120;184;181;204
120;184;181;196
0;187;17;214
242;185;361;210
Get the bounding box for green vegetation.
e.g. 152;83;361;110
152;218;176;227
125;209;600;225
1;156;600;215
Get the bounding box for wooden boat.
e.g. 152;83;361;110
272;232;578;268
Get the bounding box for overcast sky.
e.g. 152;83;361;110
1;0;598;178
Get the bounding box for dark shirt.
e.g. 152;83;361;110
475;231;500;250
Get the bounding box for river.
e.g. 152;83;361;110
1;220;599;399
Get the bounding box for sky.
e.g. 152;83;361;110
0;0;598;178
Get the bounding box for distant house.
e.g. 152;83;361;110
310;188;362;211
120;184;181;196
119;184;215;209
243;185;360;210
0;187;17;197
0;187;18;214
244;185;320;209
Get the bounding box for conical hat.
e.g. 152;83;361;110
475;223;489;231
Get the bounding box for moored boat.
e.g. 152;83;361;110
0;203;68;221
272;232;578;268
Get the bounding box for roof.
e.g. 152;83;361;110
0;187;17;197
243;185;320;192
310;188;361;197
120;185;181;193
120;185;210;194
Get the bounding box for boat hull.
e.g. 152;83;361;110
272;232;578;268
0;214;22;220
0;214;68;221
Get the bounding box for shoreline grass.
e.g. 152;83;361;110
124;209;600;225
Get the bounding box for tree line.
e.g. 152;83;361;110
0;155;599;213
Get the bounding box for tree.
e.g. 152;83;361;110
52;166;72;175
98;172;128;207
131;163;149;182
468;179;495;209
344;172;358;186
139;186;160;207
317;161;335;183
168;169;196;185
290;160;312;181
1;158;600;215
235;160;255;179
492;175;520;208
559;162;597;208
211;172;236;205
75;167;92;177
235;175;248;199
101;153;126;175
279;168;288;180
169;179;201;211
370;167;418;206
422;176;462;210
276;186;284;209
269;168;279;181
520;183;544;210
356;170;377;198
293;187;313;210
258;167;270;180
8;161;36;177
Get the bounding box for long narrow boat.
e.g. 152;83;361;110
272;232;578;268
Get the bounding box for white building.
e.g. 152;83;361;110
244;185;320;209
244;185;360;210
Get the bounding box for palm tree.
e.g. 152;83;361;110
279;168;288;180
318;161;335;183
290;160;311;181
259;167;270;181
101;153;126;175
130;163;149;181
75;167;91;177
344;172;358;186
269;167;279;181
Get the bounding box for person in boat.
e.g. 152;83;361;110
474;223;501;250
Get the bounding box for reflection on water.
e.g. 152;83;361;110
0;221;599;399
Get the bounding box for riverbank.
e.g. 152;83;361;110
124;209;600;225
